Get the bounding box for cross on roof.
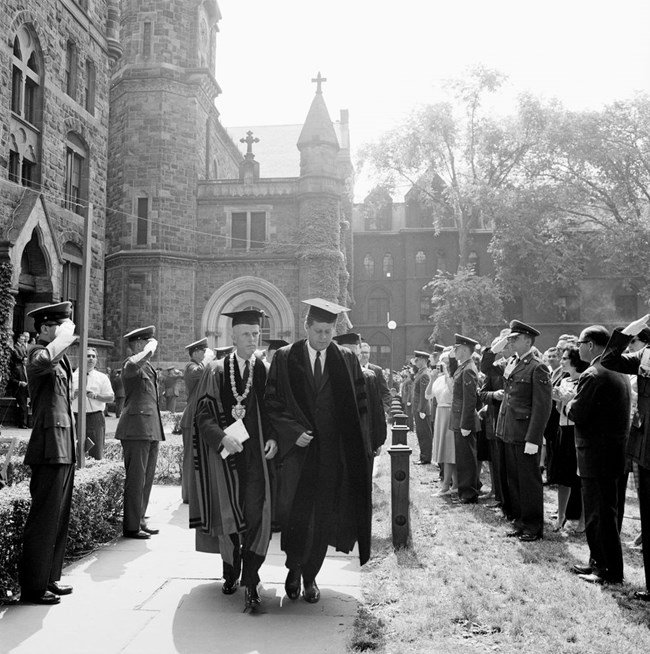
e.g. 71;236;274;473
240;130;259;156
311;71;327;94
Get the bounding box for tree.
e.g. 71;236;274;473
426;266;504;345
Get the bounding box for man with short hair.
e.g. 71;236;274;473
72;347;114;460
163;366;183;412
495;320;552;542
265;299;371;605
19;302;77;604
9;331;30;428
116;326;164;539
413;350;433;464
569;325;630;585
450;334;481;503
191;310;277;611
359;341;391;413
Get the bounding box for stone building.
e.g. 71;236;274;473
0;0;119;366
105;1;353;366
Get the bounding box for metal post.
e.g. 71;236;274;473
391;424;409;446
388;444;412;548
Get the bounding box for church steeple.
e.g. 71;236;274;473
297;72;339;150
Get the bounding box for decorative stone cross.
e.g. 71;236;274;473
311;71;327;94
240;130;259;156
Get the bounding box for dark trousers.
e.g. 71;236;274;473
617;472;629;534
453;430;479;500
15;388;29;427
494;438;513;518
505;442;543;537
638;463;650;590
581;475;623;581
121;440;159;532
75;411;106;460
414;413;433;463
19;464;75;595
165;395;177;412
285;508;331;583
488;438;504;506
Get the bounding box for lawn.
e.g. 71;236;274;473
351;432;650;654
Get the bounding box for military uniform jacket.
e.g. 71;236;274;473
601;328;650;469
367;362;391;413
180;360;204;430
450;358;480;432
24;342;75;465
115;356;165;441
413;367;430;415
495;351;552;446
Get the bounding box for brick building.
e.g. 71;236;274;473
0;0;119;367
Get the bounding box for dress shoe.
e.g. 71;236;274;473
505;529;522;538
20;590;60;605
634;590;650;601
518;533;541;542
222;577;240;595
285;568;301;600
123;529;150;539
571;564;592;575
140;526;159;535
460;496;478;504
244;585;262;610
47;582;73;596
578;573;604;585
413;460;431;465
303;579;320;604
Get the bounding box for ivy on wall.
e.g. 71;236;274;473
0;262;14;397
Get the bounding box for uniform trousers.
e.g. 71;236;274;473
165;395;177;412
637;464;650;589
581;476;623;581
453;430;479;500
75;411;106;460
414;413;433;463
15;387;29;427
505;442;543;536
490;438;511;515
19;464;75;595
121;440;159;532
114;396;125;418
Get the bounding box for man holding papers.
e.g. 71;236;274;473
190;309;277;611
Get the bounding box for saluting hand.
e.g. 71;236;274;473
296;431;313;447
143;338;158;355
622;314;650;336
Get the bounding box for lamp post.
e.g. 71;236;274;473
387;319;397;389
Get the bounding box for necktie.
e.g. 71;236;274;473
314;351;322;388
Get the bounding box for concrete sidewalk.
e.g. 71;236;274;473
0;485;361;654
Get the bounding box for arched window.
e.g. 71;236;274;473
65;133;88;215
556;295;580;322
367;288;390;324
419;286;432;321
62;242;83;317
415;250;427;277
437;249;448;272
468;250;479;274
363;254;375;278
382;253;394;278
10;26;43;188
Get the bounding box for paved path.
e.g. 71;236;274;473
0;486;361;654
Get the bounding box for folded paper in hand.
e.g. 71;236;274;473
221;419;250;458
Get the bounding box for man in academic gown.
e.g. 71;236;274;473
190;310;277;611
265;299;372;604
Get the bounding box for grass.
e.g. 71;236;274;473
350;432;650;654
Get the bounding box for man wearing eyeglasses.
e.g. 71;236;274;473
72;348;114;460
494;320;552;542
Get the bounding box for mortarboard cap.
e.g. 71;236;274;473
302;298;350;323
185;337;208;354
222;309;265;326
264;339;290;350
28;301;73;328
123;325;156;341
333;332;361;346
413;350;430;359
508;320;541;338
454;334;479;349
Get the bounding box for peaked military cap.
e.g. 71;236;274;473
215;345;234;359
185;337;208;354
222;309;265;326
333;332;361;346
636;327;650;344
413;350;430;359
28;301;73;325
508;320;541;338
454;334;479;349
431;343;445;353
302;298;350;323
123;325;156;341
264;339;290;350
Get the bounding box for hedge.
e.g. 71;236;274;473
0;460;125;599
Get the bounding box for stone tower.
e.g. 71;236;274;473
105;0;240;362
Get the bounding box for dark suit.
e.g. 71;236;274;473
496;351;552;537
19;342;75;596
362;366;388;451
9;343;29;427
450;358;480;500
413;366;433;463
601;329;650;588
366;362;391;414
181;359;204;502
115;356;165;533
569;354;630;581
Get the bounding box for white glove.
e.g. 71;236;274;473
143;338;158;355
622;314;650;336
491;334;509;354
202;348;216;365
524;442;539;455
55;320;76;338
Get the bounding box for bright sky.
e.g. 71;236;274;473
215;0;650;194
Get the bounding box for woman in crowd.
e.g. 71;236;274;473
550;345;588;532
430;350;456;496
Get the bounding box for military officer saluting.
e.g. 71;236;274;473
494;320;552;542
